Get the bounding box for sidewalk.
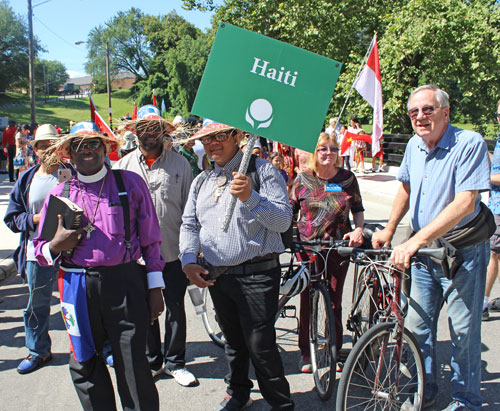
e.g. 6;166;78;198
0;173;18;281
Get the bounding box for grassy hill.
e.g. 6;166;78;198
0;90;136;131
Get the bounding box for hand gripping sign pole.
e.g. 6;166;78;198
221;133;257;232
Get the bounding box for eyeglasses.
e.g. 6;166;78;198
70;139;102;153
317;146;339;154
200;133;230;145
408;105;440;120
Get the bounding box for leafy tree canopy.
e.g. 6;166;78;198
136;11;212;117
0;0;42;91
34;59;69;95
85;8;151;92
184;0;500;135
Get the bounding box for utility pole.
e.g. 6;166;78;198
105;43;112;129
27;0;36;124
43;63;47;102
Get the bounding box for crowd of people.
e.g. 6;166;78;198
2;84;500;411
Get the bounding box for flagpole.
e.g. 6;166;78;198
336;34;376;123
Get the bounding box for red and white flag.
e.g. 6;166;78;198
354;35;383;156
152;89;157;107
89;94;119;161
89;94;115;138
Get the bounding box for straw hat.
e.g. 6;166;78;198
44;121;119;165
121;105;176;137
30;124;59;148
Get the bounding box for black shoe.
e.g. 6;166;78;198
482;307;490;321
216;395;253;411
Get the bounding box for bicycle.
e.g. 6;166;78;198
200;253;309;349
345;224;404;345
335;246;445;411
200;238;342;401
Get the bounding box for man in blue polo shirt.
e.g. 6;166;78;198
373;84;490;411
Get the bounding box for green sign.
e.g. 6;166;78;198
192;22;342;153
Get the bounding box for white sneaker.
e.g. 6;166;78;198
165;367;198;387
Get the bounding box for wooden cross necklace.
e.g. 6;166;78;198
77;177;106;239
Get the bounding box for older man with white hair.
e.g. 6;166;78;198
373;85;491;411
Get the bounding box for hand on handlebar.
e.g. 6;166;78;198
372;228;392;249
390;238;420;270
343;227;364;247
183;263;215;288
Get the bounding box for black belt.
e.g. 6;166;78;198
61;260;138;274
226;257;279;275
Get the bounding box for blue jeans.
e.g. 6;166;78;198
24;261;58;357
407;242;488;410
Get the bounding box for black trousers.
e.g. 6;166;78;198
7;145;15;181
68;262;159;411
147;259;189;370
209;266;294;410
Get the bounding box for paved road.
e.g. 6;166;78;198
1;169;499;410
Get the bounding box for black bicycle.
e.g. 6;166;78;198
201;239;341;401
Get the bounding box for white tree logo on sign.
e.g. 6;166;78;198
245;98;273;129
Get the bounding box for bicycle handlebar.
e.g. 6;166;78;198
293;238;348;248
336;246;446;261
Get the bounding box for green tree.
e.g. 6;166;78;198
377;0;500;135
0;0;41;91
34;59;69;95
184;0;500;135
137;11;212;116
85;8;152;92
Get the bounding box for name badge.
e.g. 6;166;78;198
325;183;342;192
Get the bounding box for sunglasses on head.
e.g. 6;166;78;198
408;105;440;120
200;132;233;145
70;139;102;153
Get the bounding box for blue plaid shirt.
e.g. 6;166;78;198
398;124;490;232
489;132;500;215
179;150;292;268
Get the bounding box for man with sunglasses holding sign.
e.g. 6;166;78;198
373;85;491;411
180;122;294;410
114;105;197;386
32;121;165;410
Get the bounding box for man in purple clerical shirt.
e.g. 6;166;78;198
33;121;165;411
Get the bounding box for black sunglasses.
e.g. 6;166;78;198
70;139;102;153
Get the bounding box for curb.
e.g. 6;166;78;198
0;259;17;282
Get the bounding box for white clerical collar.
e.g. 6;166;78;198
77;166;108;183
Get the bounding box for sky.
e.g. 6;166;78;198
11;0;214;78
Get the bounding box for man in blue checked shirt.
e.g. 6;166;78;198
373;84;490;411
179;122;294;411
483;98;500;321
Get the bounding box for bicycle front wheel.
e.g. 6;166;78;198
310;282;336;401
336;322;425;411
201;287;225;348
